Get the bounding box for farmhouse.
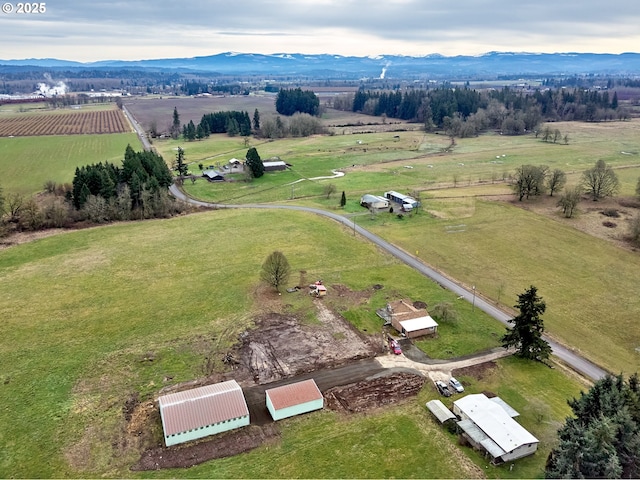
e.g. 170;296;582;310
158;379;250;447
453;393;539;463
383;299;438;338
266;379;324;421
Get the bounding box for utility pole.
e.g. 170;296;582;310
472;285;476;312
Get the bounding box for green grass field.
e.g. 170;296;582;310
1;104;639;477
0;133;141;195
363;199;640;374
0;209;586;478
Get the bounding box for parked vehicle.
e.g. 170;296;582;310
389;339;402;355
435;380;451;397
449;377;464;393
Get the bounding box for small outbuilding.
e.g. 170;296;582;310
266;379;324;421
385;299;438;338
263;160;288;172
360;194;390;209
426;399;456;424
158;379;250;447
202;170;225;182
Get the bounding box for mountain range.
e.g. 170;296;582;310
2;52;640;78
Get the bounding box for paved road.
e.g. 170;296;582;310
169;184;608;382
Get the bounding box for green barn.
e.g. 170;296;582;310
266;379;324;421
158;379;250;447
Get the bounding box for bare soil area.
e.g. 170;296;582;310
325;372;426;413
235;299;382;385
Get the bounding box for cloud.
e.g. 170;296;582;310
0;0;638;61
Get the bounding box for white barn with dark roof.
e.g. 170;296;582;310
266;379;324;421
158;379;249;447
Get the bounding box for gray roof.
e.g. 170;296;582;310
426;400;456;423
454;394;538;454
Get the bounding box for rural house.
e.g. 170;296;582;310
382;299;438;338
453;393;539;463
265;378;324;421
158;379;250;447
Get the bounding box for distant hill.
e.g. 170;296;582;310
1;52;640;78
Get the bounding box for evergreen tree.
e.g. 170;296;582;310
171;107;181;139
253;108;260;131
546;374;640;479
245;147;264;178
174;147;188;177
340;191;346;208
501;285;551;361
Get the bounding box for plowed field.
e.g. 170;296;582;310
0;109;131;136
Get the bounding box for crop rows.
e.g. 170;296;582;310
0;109;131;137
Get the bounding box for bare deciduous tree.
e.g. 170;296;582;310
582;159;619;201
260;251;291;291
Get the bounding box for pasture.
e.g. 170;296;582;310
0;132;141;195
0;208;585;478
158;118;640;375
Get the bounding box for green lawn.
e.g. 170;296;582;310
0;133;141;195
0;208;506;477
364;199;640;375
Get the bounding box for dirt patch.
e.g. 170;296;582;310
452;361;498;380
325;372;426;413
0;228;68;249
131;424;280;471
234;300;381;384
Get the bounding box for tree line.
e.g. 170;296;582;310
275;88;320;116
333;85;630;138
0;145;187;238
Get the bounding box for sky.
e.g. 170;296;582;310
0;0;639;62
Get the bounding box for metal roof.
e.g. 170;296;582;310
266;379;323;411
158;379;249;436
399;315;438;332
457;419;506;459
490;396;520;418
426;400;456;423
454;394;538;454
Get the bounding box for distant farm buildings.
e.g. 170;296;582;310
202;170;225;182
263;160;288;172
360;194;389;209
158;380;250;447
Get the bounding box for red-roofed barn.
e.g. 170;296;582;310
265;379;324;421
158;379;250;447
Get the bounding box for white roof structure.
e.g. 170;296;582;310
399;315;438;333
263;161;287;168
426;400;456;423
454;394;538;456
